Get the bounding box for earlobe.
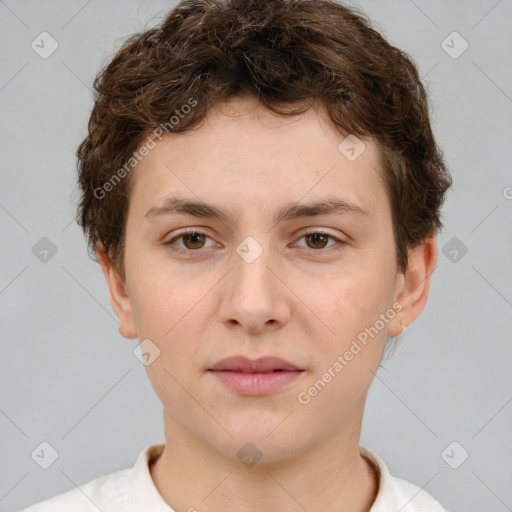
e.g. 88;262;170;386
119;324;136;338
96;244;138;340
392;235;437;335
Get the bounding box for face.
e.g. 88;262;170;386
100;95;435;464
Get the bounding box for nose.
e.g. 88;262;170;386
218;237;291;334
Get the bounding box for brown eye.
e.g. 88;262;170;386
165;230;215;253
305;233;330;249
181;232;207;249
295;231;346;253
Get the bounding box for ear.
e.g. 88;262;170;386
97;244;138;339
389;234;437;337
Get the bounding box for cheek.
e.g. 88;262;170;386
297;280;388;416
128;265;217;384
127;258;198;335
310;267;391;337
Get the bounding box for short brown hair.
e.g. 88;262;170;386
76;0;452;279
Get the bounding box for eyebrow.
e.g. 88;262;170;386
144;196;370;224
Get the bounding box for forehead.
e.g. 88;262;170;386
127;97;388;223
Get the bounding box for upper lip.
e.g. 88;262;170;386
209;356;303;373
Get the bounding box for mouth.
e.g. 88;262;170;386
208;356;305;396
209;355;303;373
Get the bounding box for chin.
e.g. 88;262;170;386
211;414;314;465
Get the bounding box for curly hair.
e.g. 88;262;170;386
76;0;452;279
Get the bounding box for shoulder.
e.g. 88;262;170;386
360;445;450;512
387;474;450;511
20;467;130;512
20;442;167;512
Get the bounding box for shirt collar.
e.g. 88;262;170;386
124;442;422;511
360;444;401;510
125;442;172;511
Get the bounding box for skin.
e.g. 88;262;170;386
98;95;436;512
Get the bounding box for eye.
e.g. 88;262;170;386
164;230;216;253
164;229;346;255
294;231;346;251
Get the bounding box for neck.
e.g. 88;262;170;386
150;412;379;512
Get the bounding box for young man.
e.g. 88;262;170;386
23;0;452;510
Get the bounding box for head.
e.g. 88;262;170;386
76;0;451;463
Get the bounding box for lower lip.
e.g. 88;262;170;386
209;370;304;396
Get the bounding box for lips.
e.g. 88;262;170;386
208;356;304;396
209;356;302;373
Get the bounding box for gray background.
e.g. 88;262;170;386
1;1;511;511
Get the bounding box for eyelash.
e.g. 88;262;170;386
164;229;347;255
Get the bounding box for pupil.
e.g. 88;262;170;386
309;233;327;248
186;233;204;248
183;233;329;250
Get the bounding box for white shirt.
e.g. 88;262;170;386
21;443;449;511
